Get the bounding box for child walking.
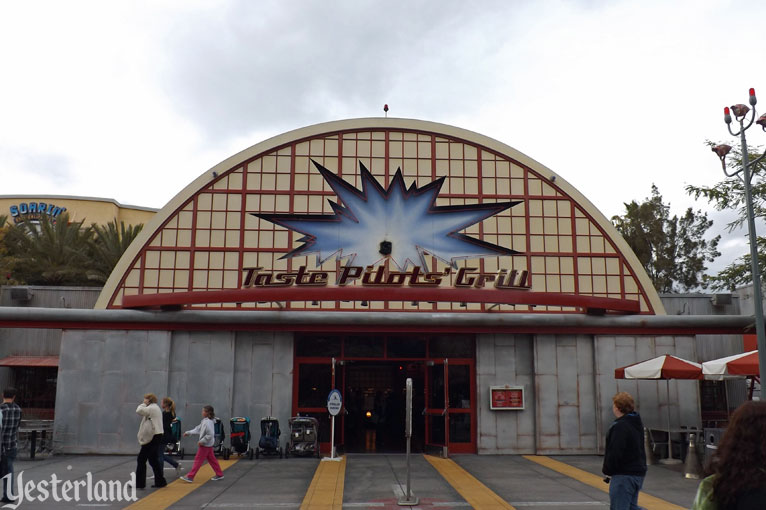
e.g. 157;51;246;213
180;405;224;482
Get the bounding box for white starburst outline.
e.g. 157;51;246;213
253;160;521;270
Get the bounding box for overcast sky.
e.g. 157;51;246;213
2;0;766;276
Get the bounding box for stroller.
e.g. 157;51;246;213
255;416;283;459
164;418;184;459
212;417;230;459
285;416;319;458
229;417;254;460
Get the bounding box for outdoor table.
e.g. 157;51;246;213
649;426;700;464
18;419;53;459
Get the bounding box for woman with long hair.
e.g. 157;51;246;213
157;397;181;477
692;400;766;509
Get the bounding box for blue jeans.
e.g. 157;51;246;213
1;447;17;500
158;440;179;468
609;474;644;510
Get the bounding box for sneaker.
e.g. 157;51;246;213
180;475;193;483
210;475;224;481
175;463;182;477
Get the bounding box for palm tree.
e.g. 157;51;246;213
4;213;96;285
88;220;144;284
0;214;17;285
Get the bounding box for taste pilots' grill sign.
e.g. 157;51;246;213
242;265;529;290
9;201;67;224
245;160;530;291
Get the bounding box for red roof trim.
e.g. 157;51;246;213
120;287;641;314
0;356;59;367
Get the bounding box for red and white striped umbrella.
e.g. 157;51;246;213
615;355;703;380
615;355;702;444
702;350;759;378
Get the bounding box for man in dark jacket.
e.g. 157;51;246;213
0;388;22;504
602;391;647;510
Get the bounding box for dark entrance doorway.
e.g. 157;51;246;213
343;361;425;453
293;334;476;454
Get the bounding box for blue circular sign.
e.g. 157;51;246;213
327;389;342;416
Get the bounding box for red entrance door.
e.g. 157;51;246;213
424;359;448;456
424;358;476;456
293;335;476;455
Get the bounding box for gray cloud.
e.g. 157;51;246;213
153;0;516;141
0;146;73;186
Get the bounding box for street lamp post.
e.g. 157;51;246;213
712;88;766;386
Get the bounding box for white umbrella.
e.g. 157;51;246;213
615;354;703;462
702;350;759;379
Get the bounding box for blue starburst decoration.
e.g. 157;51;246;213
253;160;520;270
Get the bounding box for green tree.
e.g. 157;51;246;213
686;142;766;290
88;220;143;284
612;184;721;293
3;213;97;286
0;214;18;286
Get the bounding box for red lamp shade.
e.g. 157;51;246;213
712;144;732;159
731;104;750;117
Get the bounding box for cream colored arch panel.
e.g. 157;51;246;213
95;118;665;315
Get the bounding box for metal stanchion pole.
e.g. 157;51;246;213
398;378;418;506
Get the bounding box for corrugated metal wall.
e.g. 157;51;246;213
0;286;101;391
661;293;744;361
0;286;101;358
661;293;753;407
0;286;101;310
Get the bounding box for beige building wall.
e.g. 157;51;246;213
0;195;156;227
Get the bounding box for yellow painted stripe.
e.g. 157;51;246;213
425;455;515;510
300;456;346;510
523;455;686;510
125;459;237;510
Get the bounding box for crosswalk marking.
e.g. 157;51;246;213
125;459;238;510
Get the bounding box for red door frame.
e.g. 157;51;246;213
292;335;477;455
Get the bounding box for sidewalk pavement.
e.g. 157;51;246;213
3;451;701;509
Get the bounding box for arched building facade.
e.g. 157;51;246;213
45;119;742;455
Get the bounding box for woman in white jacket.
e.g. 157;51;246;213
180;405;224;482
135;393;167;489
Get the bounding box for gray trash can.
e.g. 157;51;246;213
704;428;724;463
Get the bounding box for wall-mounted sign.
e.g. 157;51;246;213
9;201;67;224
490;385;525;410
242;265;529;290
327;389;342;416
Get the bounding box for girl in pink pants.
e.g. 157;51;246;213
179;405;224;482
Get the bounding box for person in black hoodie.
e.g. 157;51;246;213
602;392;647;510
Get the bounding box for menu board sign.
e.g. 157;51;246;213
490;386;525;410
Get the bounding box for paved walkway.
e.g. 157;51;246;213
4;452;701;509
